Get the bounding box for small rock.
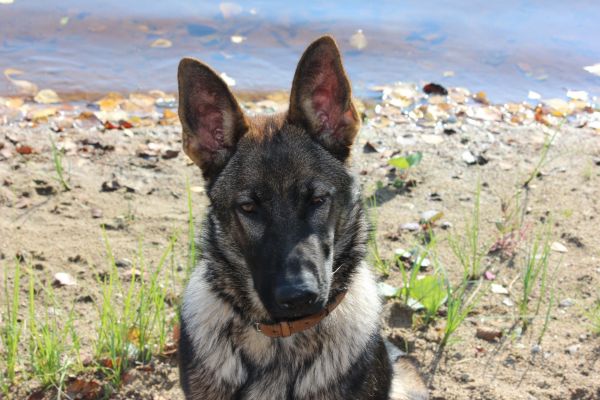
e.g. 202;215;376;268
502;298;515;307
115;258;133;268
491;283;509;295
420;210;443;224
161;149;179;160
91;208;103;219
559;298;575;308
400;222;420;231
531;344;542;354
394;248;413;259
459;373;472;383
476;328;503;342
101;180;121;192
462;150;477;165
551;242;568;253
53;272;76;287
441;221;453;230
483;271;496;280
565;344;580;355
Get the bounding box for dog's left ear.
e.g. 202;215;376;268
288;36;360;161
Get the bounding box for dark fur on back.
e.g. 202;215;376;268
176;36;428;400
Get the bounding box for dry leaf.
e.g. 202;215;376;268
350;29;368;50
151;38;172;48
66;378;102;399
34;88;61;104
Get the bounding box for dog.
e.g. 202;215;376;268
177;35;428;400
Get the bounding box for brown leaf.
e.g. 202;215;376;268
66;378;102;399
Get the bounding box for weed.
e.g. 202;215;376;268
388;151;422;189
448;183;486;279
185;178;198;282
50;137;70;191
588;300;600;335
1;260;22;392
440;279;481;349
27;271;79;390
517;226;552;332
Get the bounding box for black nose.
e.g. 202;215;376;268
274;285;319;311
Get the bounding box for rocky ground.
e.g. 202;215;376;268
1;86;600;399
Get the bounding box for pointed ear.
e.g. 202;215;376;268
178;58;249;179
288;36;360;161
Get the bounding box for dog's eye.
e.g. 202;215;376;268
239;202;256;213
310;196;327;206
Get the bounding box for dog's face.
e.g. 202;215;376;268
178;37;365;321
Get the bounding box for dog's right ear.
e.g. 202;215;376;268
178;58;249;180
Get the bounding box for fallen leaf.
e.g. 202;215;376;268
34;89;61;104
350;29;368;50
151;38;172;48
66;378;102;400
583;63;600;76
54;272;76;286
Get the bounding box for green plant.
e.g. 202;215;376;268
588;300;600;335
388;152;423;189
366;195;391;276
95;230;177;386
517;227;552;332
440;279;481;349
27;271;79;390
50;137;70;191
1;260;22;392
448;183;486;279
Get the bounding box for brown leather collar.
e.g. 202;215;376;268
255;291;347;338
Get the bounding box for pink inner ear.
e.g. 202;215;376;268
190;91;225;154
311;65;346;138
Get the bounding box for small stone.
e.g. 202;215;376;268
531;344;542;354
462;150;477;165
559;298;575;308
565;344;580;355
491;283;509;295
91;208;103;219
476;328;503;342
400;222;420;231
551;242;568;253
441;221;452;230
394;248;412;260
115;258;132;268
101;180;121;192
502;298;515;307
459;373;471;383
53;272;76;287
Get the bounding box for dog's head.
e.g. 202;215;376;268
178;36;367;322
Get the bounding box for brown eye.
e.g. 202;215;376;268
311;196;326;206
240;202;256;213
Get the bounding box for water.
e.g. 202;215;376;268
1;0;599;102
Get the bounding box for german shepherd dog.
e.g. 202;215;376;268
177;36;428;400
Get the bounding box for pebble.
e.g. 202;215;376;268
502;298;515;307
116;258;133;268
53;272;77;287
565;344;580;355
462;150;477;165
558;298;575;308
491;283;509;295
531;344;542;354
551;242;568;253
400;222;420;231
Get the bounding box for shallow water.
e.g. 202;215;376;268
1;0;599;101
